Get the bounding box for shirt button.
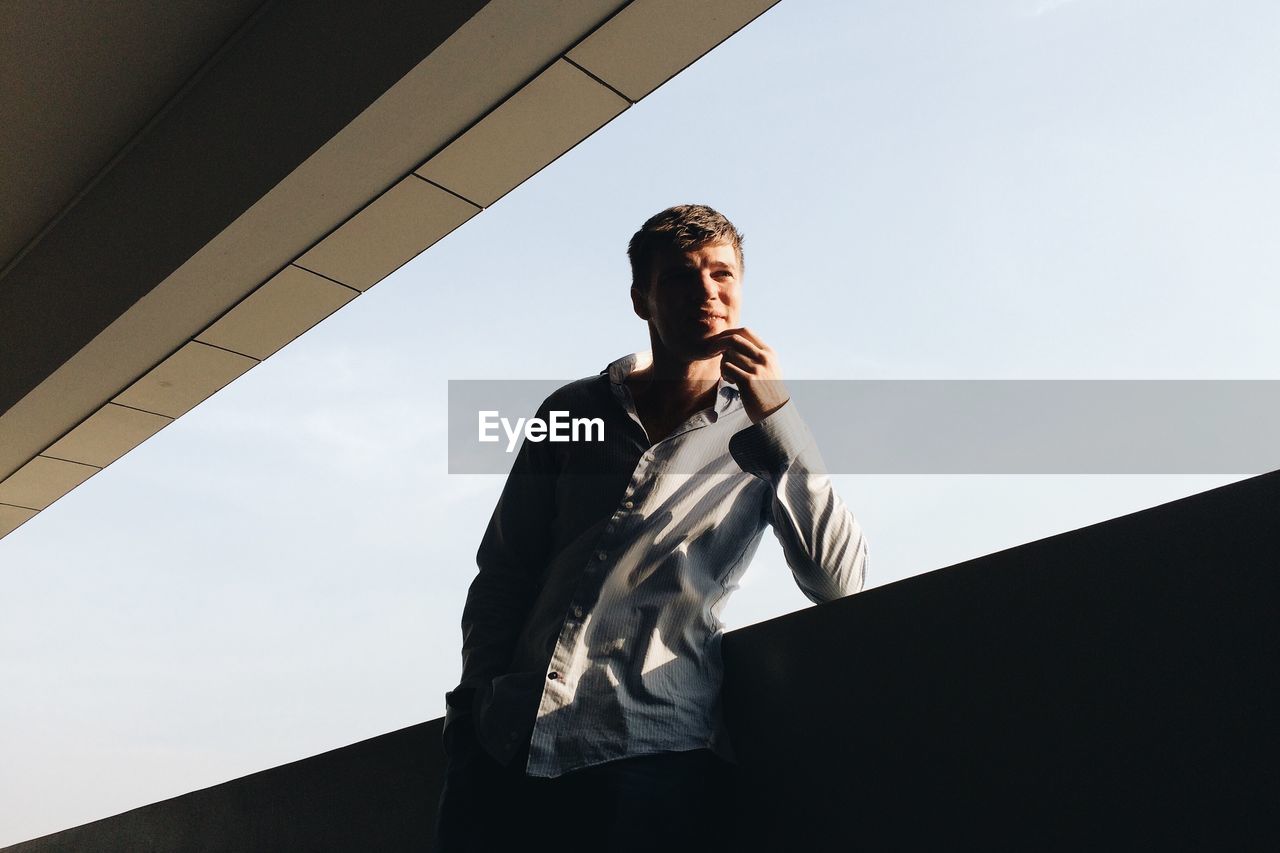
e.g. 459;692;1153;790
596;551;607;561
572;606;584;618
623;501;634;510
548;671;559;680
605;524;615;534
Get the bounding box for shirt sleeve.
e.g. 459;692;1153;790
728;400;868;603
458;401;559;691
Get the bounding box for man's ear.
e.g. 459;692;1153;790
630;286;651;321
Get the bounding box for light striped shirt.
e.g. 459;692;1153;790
459;351;867;777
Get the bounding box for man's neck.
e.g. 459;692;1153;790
626;348;721;433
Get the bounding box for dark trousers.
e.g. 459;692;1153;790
433;717;736;852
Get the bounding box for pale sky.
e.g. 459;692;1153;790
3;0;1277;844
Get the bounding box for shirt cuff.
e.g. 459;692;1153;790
728;400;817;482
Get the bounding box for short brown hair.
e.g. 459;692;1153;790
627;204;745;292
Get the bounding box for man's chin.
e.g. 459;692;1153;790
656;330;723;363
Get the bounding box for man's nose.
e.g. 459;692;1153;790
696;271;719;300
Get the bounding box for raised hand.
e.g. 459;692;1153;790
711;327;789;423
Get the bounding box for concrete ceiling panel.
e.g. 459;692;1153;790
0;504;38;538
0;456;98;511
567;0;778;100
296;177;479;291
198;265;359;359
112;342;257;419
0;0;774;540
45;403;173;469
415;59;629;207
0;0;495;476
0;0;267;273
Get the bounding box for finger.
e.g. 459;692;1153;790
720;349;759;376
716;326;768;351
710;332;766;363
720;359;749;383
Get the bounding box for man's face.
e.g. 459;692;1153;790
632;241;742;362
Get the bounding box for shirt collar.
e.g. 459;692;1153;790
604;351;740;417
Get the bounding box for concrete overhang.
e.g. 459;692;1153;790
0;0;778;540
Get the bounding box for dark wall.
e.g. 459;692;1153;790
723;470;1279;851
8;472;1277;851
4;721;445;853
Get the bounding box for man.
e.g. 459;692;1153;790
435;204;867;851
